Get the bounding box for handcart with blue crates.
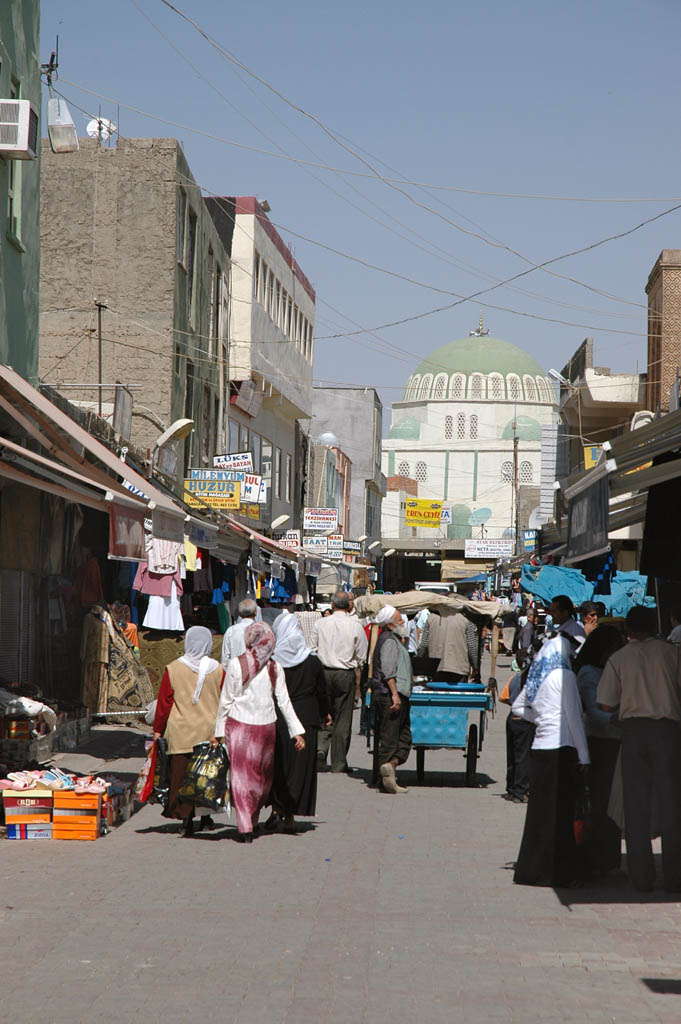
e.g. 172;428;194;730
354;590;502;787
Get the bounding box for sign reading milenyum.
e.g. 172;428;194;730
184;478;241;509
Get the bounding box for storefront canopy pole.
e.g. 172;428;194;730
0;460;109;513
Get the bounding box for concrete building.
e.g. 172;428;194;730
39;137;229;481
309;387;385;544
206;196;314;530
307;442;352;535
646;250;681;412
0;1;41;381
557;337;647;476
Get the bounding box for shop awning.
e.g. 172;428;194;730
0;364;184;521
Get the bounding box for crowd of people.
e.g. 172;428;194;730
502;594;681;893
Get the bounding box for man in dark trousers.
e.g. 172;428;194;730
598;606;681;892
501;671;535;803
372;604;413;794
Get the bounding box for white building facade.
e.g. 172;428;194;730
381;328;558;543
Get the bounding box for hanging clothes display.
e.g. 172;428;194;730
149;537;182;574
143;580;184;631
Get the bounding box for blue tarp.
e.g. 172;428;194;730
520;563;655;616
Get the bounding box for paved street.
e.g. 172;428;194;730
3;654;681;1023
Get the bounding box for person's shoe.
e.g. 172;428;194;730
262;811;280;833
198;815;215;831
181;817;194;838
502;793;523;803
283;815;296;833
238;831;254;843
380;763;400;794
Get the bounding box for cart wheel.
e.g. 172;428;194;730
465;723;478;787
416;747;425;783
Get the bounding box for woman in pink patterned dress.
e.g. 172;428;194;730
212;622;305;843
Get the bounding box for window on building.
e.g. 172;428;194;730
490;373;504;400
418;374;433;399
184;360;195;469
292;306;299;343
285;453;292;502
507;374;522;401
470;374;484;400
202;386;211;463
501;460;513;483
286;297;292;338
416;461;427;483
186;207;198;315
520;461;533;483
470;414;478;439
307;321;313;361
445;415;453;440
6;80;22;241
450;373;465;399
251;432;261;473
457;412;466;439
408;375;420;400
274;280;281;325
280;288;288;332
267;270;275;316
177;187;186;263
433;373;447;399
275;447;282;499
535;376;548;402
239;423;249;452
261;439;272;510
398;460;410;476
213;265;221;357
228;420;239;453
523;375;537;402
260;261;268;305
253;252;261;300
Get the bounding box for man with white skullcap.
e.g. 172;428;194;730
371;604;413;794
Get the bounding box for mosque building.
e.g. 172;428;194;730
380;319;559;589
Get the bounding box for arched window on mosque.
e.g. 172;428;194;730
444;415;453;440
489;373;504;400
450;373;465;399
535;376;548;402
408;375;420;400
416;461;427;483
520;461;533;483
418;374;433;400
469;373;484;400
523;375;537;402
470;414;478;439
507;374;522;401
457;413;466;439
398;460;411;477
501;460;513;484
433;373;448;399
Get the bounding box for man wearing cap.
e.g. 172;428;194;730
372;604;413;794
316;591;368;773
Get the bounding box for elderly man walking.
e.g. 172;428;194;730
598;606;681;892
316;591;368;773
372;605;413;794
221;598;257;666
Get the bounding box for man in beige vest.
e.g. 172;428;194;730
428;611;480;683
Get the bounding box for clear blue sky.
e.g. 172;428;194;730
42;0;681;419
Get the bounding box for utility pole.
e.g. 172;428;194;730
513;425;520;556
95;299;108;418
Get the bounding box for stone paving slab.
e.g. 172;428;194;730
2;654;681;1022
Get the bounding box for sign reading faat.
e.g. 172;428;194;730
213;451;253;472
303;507;339;531
190;468;264;503
464;538;514;559
440;505;452;526
405;498;443;529
184;478;241;509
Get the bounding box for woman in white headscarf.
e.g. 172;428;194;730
264;614;331;832
153;625;224;837
510;634;590;886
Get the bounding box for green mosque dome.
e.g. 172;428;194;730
388;416;421;440
501;416;543;441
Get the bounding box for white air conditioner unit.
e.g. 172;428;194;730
0;99;39;159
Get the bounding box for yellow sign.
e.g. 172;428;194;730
405;498;443;528
184;479;241;509
583;445;602;470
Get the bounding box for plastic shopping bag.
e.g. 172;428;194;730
177;741;229;812
134;741;157;802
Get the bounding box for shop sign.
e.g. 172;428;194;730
248;504;260;521
583;445;603;471
464;539;514;559
405;498;443;529
522;529;538;552
303;534;328;553
186;520;218;549
213;451;253;471
303;507;338;531
440;505;452;525
343;539;362;554
327;533;343;556
566;475;609;563
183;478;241;509
189;468;263;502
109;502;145;561
274;529;301;550
122;479;148;499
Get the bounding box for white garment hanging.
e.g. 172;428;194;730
143;580;184;631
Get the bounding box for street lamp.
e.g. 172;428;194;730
368;540;381;551
358;534;368;543
383;548;396;557
271;514;290;531
150;418;194;476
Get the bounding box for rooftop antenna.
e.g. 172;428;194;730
86;111;117;146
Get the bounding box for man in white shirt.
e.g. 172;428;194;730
316;591;368;773
221;598;257;667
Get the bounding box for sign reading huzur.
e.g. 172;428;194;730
184;478;241;509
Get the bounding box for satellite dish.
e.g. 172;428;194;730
86;117;116;142
468;507;492;526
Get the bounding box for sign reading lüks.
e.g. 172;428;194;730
213;452;253;472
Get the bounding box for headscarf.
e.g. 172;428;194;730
274;613;311;669
374;604;397;626
178;626;220;704
238;621;276;686
524;634;574;703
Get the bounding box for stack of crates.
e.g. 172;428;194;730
52;791;101;840
4;788;53;839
